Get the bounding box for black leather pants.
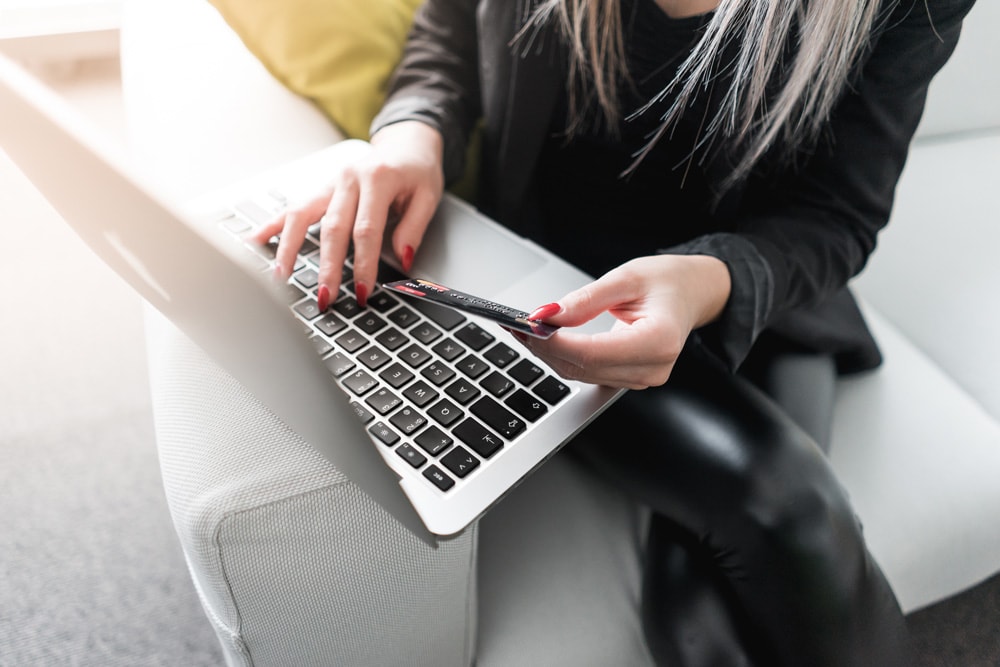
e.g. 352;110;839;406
568;343;912;667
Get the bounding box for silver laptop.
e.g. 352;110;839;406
0;53;624;546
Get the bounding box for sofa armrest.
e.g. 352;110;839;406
122;1;479;665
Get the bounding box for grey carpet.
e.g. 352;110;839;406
0;409;222;667
909;572;1000;667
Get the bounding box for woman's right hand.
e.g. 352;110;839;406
251;120;445;310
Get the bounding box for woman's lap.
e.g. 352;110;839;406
565;342;910;666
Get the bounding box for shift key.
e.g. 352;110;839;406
470;396;525;439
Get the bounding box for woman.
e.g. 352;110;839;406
255;0;975;663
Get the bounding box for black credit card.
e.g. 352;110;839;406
383;279;560;339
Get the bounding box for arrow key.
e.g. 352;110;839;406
441;446;481;479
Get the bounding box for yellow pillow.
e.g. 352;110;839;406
209;0;478;201
209;0;424;141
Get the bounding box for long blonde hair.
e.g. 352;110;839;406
521;0;883;186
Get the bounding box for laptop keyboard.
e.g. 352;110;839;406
213;193;572;494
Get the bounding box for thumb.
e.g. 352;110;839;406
529;272;637;328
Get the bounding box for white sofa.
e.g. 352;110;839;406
120;0;1000;664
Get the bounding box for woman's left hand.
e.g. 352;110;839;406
515;254;731;389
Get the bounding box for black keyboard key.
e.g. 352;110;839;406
252;237;279;261
333;294;363;318
415;425;453;456
421;362;456;386
358;345;392;371
234;199;274;226
314;312;348;337
335;330;369;353
376;261;408;284
471;396;526;439
480;371;515;398
342;369;377;396
242;251;270;272
369;422;401;447
389;406;427;435
445;378;481;405
299;238;319;256
504;389;549;422
395;443;426;468
427;398;464;428
293;298;322;321
349;401;374;424
380;363;415;389
355;312;388;335
281;282;307;304
509;358;545;386
220;216;251;234
268;189;288;206
367;290;399;313
387;306;420;329
375;327;408;351
534;376;571;405
409;298;466;330
324;352;355;377
399;343;432;369
453;419;503;459
310;336;333;357
423;465;455;491
411;322;443;346
403;380;439;408
365;388;402;416
441;446;480;478
483;342;519;368
432;338;465;362
294;267;319;289
454;322;495;351
456;354;490;380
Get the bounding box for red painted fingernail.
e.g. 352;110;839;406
317;285;330;312
402;245;415;274
355;283;369;308
528;302;561;321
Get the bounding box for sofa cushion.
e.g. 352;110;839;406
853;134;1000;422
208;0;423;142
913;0;1000;138
205;0;480;201
475;452;653;667
829;303;1000;613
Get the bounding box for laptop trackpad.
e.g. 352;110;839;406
409;196;547;299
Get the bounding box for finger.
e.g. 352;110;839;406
350;178;395;307
248;215;286;246
264;190;332;279
525;336;669;388
317;180;360;310
538;267;646;328
390;187;439;274
271;209;311;281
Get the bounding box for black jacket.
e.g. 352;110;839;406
373;0;977;373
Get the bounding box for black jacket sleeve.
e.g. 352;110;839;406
668;0;977;370
370;0;482;186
